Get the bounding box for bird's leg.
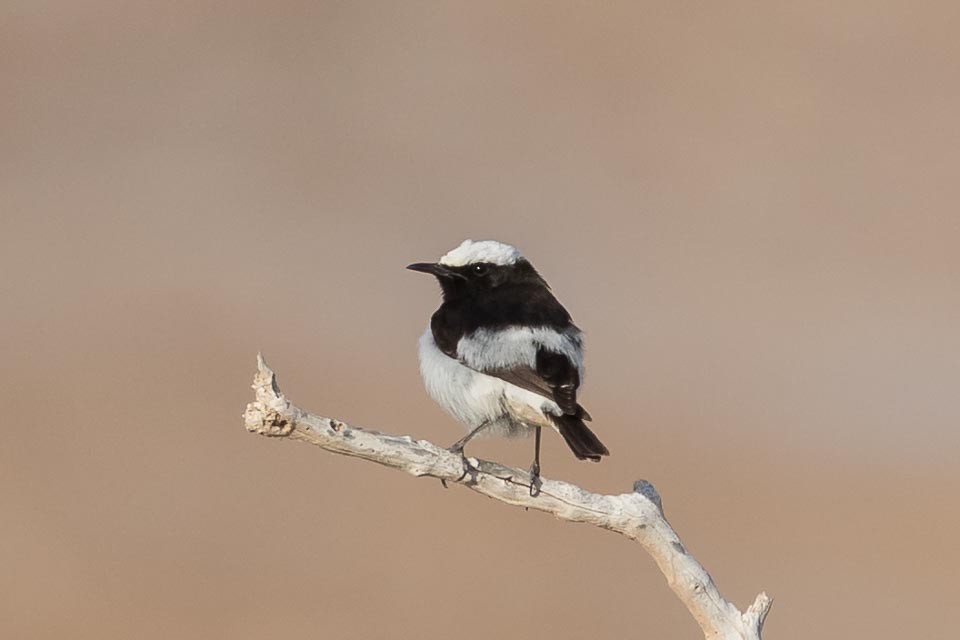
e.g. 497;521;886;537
448;422;487;455
529;425;543;497
443;422;488;486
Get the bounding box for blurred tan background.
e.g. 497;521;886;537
3;2;959;638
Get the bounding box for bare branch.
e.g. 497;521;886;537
243;354;772;639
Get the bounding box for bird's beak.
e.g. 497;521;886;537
406;262;463;279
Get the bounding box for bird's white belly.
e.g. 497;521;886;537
417;328;559;438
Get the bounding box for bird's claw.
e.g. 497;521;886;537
446;445;480;485
529;462;542;497
456;457;480;485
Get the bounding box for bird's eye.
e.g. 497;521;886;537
472;264;488;276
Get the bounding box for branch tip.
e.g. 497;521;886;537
746;592;773;630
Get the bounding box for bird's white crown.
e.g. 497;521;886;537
438;239;522;267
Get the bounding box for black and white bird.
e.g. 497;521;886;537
408;239;609;495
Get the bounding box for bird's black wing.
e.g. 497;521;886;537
488;348;589;418
445;342;592;420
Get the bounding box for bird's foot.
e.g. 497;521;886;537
446;444;480;485
528;461;542;497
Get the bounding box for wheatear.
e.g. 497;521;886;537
408;239;608;495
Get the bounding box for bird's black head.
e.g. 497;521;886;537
406;240;547;300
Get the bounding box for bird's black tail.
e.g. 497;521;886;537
551;413;609;462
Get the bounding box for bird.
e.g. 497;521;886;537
407;239;609;495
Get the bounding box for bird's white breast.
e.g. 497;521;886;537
417;328;560;437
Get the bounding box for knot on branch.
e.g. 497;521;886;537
633;479;664;515
246;407;295;437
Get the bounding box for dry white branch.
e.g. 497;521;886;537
243;354;772;639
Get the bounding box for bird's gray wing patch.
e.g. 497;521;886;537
457;339;591;420
481;362;592;420
485;365;554;401
456;326;590;418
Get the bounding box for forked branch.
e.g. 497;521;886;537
243;354;771;639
